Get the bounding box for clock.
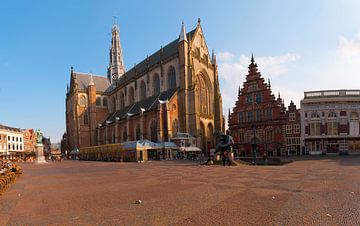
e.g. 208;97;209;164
112;73;118;81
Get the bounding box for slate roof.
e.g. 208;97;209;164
106;28;197;93
74;72;110;92
0;124;21;132
101;88;178;126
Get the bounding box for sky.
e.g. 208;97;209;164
1;0;360;143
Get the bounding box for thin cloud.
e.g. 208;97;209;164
338;32;360;58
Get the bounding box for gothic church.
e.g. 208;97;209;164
64;19;224;154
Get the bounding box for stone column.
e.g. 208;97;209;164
115;117;119;143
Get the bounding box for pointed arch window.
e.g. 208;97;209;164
140;81;146;100
150;120;157;142
153;73;160;95
167;66;176;90
135;125;141;140
120;92;125;109
96;96;101;106
103;97;108;107
128;87;135;105
83;111;89;125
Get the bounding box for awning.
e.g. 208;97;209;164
180;146;202;152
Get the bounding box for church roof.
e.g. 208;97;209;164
100;88;178;126
106;28;196;93
74;72;110;92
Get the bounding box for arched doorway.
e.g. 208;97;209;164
207;123;214;149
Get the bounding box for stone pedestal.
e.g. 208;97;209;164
35;144;46;164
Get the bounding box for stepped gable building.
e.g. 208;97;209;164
65;19;224;154
284;101;301;155
228;55;286;157
301;90;360;155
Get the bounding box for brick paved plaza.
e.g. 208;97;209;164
1;157;360;225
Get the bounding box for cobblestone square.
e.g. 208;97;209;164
1;156;360;225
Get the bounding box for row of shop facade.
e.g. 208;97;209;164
229;57;360;156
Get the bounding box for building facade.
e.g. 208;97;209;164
301;90;360;155
0;124;24;157
228;56;286;157
22;129;36;153
284;101;301;155
65;19;224;154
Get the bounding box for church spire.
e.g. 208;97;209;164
179;22;187;42
107;21;126;83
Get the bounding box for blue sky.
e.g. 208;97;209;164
1;0;360;142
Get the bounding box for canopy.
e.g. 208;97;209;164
123;139;162;150
180;146;202;152
159;141;179;150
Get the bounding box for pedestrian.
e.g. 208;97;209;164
223;151;228;166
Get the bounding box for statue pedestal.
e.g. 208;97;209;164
35;144;46;164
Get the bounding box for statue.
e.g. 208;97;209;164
36;129;43;145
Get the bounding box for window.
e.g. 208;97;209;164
239;132;245;143
238;112;244;123
247;112;253;122
311;112;320;118
305;113;308;118
328;111;337;118
256;110;262;121
20;144;22;150
153;73;160;95
79;95;87;106
167;66;176;90
267;109;272;120
8;144;10;150
172;119;179;135
20;137;22;142
12;136;14;141
135;125;141;140
294;124;300;134
246;94;252;104
289;113;295;121
128;87;135;105
123;130;127;142
286;125;292;134
350;112;359;136
16;137;18;142
139;81;146;100
266;130;273;141
96;96;101;106
255;93;262;104
119;92;125;109
83;112;89;125
103;97;108;107
150;120;157;142
310;122;321;136
340;111;347;116
8;136;10;141
327;121;338;135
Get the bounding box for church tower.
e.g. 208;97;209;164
107;23;126;83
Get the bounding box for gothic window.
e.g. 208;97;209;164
135;125;141;140
103;97;108;107
79;95;87;106
111;97;116;112
255;93;262;104
120;92;125;109
123;129;127;142
196;74;211;115
153;73;160;95
96;96;101;106
167;66;176;90
128;87;135;105
150;120;157;142
83;111;89;125
140;81;146;100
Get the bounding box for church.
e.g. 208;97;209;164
64;19;224;156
